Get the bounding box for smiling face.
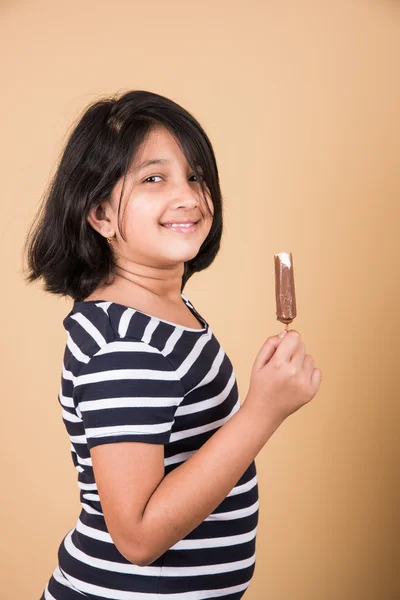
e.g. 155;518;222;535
106;125;214;270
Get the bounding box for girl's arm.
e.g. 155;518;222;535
90;329;321;566
91;400;281;566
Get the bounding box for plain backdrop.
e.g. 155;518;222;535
1;1;399;598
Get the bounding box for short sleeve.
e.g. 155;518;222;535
73;339;185;449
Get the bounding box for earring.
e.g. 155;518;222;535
106;234;115;243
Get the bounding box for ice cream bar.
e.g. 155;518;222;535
274;252;297;327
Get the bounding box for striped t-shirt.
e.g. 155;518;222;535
41;293;259;600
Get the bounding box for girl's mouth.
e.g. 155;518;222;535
161;221;199;233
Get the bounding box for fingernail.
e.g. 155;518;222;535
279;331;287;338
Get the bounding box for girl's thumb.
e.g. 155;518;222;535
253;332;286;371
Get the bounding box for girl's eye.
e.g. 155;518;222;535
143;174;205;184
143;175;163;183
190;174;205;182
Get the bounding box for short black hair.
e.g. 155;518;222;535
23;90;223;301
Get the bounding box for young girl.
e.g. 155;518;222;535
25;90;321;600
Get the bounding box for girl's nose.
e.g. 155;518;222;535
170;180;201;209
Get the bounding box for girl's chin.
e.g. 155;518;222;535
162;247;201;263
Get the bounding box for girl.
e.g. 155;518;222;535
25;90;321;600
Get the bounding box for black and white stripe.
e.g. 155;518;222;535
42;294;259;600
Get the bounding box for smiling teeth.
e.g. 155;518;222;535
167;223;195;228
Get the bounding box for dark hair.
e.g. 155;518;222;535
23;90;223;301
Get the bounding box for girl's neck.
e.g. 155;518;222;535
86;271;184;307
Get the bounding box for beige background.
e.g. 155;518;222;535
1;0;399;598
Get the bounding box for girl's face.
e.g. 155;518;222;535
108;126;214;269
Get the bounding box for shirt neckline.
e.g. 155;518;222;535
73;292;208;333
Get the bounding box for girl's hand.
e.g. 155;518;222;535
245;330;322;426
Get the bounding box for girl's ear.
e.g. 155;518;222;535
87;201;115;238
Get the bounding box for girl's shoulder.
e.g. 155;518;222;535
63;300;118;362
62;301;166;382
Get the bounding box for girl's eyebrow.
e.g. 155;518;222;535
131;158;202;174
131;158;171;174
131;158;170;174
